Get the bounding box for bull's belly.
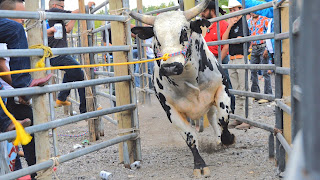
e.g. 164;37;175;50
168;88;216;120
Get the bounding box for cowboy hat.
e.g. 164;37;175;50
221;0;242;9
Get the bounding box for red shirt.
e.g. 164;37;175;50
204;20;228;57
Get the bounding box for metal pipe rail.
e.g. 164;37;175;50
68;97;80;105
90;0;109;14
276;133;292;155
207;33;274;46
0;10;127;22
209;2;273;23
275;99;292;115
102;115;118;125
0;45;130;58
94;71;115;77
222;64;275;70
96;91;117;101
0;104;135;142
92;24;111;34
0;76;131;98
229;89;275;101
145;5;180;15
230;114;274;132
275;32;290;40
0;133;138;180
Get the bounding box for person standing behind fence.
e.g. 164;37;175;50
221;0;251;130
47;0;95;113
248;12;272;103
200;0;235;112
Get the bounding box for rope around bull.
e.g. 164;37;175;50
0;44;179;146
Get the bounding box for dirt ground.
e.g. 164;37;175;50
20;75;281;180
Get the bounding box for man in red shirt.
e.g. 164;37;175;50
201;1;228;61
201;0;235;112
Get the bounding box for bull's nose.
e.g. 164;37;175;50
160;62;183;76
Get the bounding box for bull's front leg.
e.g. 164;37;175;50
166;105;210;177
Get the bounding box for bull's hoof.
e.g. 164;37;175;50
203;167;211;177
193;167;211;178
193;169;201;178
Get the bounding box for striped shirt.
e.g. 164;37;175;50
248;16;270;45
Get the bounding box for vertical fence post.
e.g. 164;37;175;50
280;1;291;167
110;0;135;165
300;0;320;178
289;0;300;142
87;4;101;140
124;0;142;161
79;0;98;142
25;0;51;179
274;3;285;172
241;0;249;120
136;0;146;104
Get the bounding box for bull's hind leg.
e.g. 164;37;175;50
214;85;235;146
207;107;222;147
169;107;210;177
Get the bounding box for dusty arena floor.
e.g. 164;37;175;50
20;75;281;180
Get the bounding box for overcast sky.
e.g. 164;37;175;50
45;0;178;11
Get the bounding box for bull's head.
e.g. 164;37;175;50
130;0;211;76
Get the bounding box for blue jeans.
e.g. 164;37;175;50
250;47;272;94
50;55;87;113
0;18;32;88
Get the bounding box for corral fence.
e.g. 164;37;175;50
0;0;141;179
0;0;318;179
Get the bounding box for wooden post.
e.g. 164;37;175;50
281;4;291;152
78;0;98;142
110;0;135;164
183;0;195;12
25;1;50;179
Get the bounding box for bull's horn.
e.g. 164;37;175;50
183;0;211;21
129;11;155;26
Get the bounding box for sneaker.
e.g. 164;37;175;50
56;99;71;106
258;99;269;104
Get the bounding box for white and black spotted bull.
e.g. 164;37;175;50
130;0;235;177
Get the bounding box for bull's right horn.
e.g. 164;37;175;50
183;0;211;21
129;11;155;26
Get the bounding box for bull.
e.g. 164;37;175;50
130;0;235;177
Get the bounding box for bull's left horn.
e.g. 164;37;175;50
183;0;211;21
129;11;155;26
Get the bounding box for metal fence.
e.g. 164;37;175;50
0;0;140;179
0;0;318;179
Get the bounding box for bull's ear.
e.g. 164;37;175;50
131;26;154;40
190;19;211;34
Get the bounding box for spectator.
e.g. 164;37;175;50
248;12;272;103
221;0;251;129
200;0;235;112
0;0;53;93
47;0;95;113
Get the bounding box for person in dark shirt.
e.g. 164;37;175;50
47;0;95;113
222;0;251;129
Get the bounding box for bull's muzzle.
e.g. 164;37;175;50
160;62;184;76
